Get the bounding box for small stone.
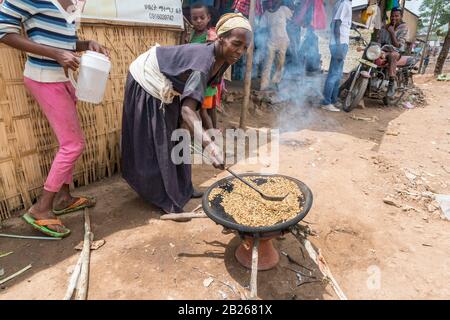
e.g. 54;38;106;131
383;197;401;207
404;172;416;181
386;130;400;136
66;265;75;275
402;205;419;212
169;243;175;248
203;277;214;288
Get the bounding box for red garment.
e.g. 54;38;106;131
232;0;263;16
294;0;313;27
312;0;326;30
207;28;217;41
294;0;326;30
232;0;250;15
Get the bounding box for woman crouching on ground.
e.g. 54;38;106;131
121;13;252;215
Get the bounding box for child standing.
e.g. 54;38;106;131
0;0;108;237
260;0;292;91
189;2;221;130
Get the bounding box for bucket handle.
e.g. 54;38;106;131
68;70;78;89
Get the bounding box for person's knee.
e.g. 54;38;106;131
386;53;395;63
67;138;85;159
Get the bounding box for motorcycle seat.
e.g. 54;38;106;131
397;56;415;67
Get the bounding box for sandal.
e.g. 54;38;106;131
22;212;71;238
53;196;96;216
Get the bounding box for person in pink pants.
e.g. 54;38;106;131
0;0;108;237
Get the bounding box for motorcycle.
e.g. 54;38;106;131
340;24;419;112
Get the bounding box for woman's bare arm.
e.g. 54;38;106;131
181;98;224;168
1;33;80;76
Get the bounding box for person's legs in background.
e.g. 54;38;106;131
272;43;288;85
321;44;348;111
260;44;276;90
386;51;400;96
330;44;348;105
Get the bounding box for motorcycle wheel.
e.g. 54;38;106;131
343;77;369;112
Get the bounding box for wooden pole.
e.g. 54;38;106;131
160;212;207;221
239;0;257;129
291;225;348;300
63;254;83;300
434;22;450;76
0;233;61;241
249;238;259;299
379;0;386;23
419;0;440;72
0;264;32;286
75;208;93;300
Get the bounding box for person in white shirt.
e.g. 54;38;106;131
321;0;352;112
260;0;293;91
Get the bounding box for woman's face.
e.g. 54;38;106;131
219;28;252;65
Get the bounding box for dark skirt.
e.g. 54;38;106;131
121;73;193;213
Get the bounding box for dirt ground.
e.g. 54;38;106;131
1;74;449;300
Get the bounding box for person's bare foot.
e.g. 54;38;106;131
28;206;67;233
53;194;80;211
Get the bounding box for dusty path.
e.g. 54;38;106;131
1;76;449;300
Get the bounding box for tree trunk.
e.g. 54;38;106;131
434;23;450;76
419;3;438;73
239;0;256;129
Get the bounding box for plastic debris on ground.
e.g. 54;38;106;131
203;277;214;288
435;194;450;220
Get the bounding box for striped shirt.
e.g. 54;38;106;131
0;0;78;82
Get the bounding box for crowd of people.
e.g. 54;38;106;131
0;0;410;237
184;0;409;111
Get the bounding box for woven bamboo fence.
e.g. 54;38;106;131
0;23;181;221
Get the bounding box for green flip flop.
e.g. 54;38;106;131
22;212;71;238
53;196;96;216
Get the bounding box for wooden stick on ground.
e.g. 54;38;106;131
74;208;93;300
0;264;32;285
0;252;13;258
0;233;61;241
63;253;84;300
291;225;347;300
160;212;207;221
249;238;259;300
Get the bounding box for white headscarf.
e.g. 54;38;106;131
216;13;253;37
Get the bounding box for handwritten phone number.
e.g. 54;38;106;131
148;13;175;21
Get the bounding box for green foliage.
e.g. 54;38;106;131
419;0;450;30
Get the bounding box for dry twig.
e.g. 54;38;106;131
0;264;32;285
291;225;347;300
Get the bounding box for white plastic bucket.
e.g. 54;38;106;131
70;50;111;104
